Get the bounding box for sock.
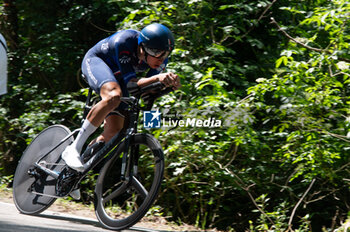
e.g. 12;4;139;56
71;120;97;154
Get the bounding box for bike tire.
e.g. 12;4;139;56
13;125;73;215
94;133;164;230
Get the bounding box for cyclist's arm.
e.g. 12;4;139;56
137;73;181;90
136;60;181;89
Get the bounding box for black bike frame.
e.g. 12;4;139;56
33;82;171;196
34;94;140;184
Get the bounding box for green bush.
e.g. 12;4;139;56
1;0;349;230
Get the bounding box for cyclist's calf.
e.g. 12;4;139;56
99;115;124;142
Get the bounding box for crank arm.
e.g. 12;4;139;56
30;191;63;199
34;163;60;179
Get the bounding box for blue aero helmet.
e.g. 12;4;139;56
138;23;175;59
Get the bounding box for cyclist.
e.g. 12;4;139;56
62;23;180;176
0;33;7;96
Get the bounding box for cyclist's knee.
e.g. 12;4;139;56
105;91;122;109
100;83;123;110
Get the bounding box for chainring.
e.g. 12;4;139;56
55;168;80;197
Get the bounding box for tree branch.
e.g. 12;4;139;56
230;0;278;45
288;178;316;230
270;17;350;63
214;161;276;227
88;20;116;33
2;0;19;49
270;17;324;52
224;144;238;168
310;128;350;143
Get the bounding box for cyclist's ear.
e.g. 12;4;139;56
137;44;146;61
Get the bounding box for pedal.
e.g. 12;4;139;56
27;168;39;178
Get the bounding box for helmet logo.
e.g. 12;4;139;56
141;32;150;41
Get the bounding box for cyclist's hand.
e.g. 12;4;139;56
157;72;181;90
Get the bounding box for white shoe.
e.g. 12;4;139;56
62;145;84;172
69;188;81;200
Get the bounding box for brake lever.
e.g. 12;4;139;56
127;81;166;98
140;82;165;94
140;87;174;111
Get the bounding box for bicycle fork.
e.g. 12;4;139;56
121;128;134;181
120;131;141;182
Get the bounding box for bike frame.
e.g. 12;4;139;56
33;94;140;195
32;82;171;198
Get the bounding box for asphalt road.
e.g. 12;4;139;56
0;202;159;232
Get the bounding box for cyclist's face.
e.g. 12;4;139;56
146;55;165;69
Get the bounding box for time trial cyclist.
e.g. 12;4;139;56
62;23;181;182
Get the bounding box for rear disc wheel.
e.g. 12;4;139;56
13;125;73;215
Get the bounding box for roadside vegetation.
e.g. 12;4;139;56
1;0;350;231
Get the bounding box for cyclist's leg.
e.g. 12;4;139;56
86;82;123;126
89;75;129;144
82;54;123;125
62;54;122;172
62;119;97;172
95;114;125;143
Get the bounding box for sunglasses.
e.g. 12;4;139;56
144;46;170;59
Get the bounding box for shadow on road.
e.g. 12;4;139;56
0;201;162;232
35;213;162;232
0;221;87;232
37;213;100;227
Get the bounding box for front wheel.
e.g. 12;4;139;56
94;133;164;230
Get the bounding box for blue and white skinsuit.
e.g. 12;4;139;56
81;29;168;110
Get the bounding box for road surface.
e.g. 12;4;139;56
0;201;159;232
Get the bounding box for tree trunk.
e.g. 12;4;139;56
1;0;19;49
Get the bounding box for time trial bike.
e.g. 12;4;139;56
12;80;172;230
